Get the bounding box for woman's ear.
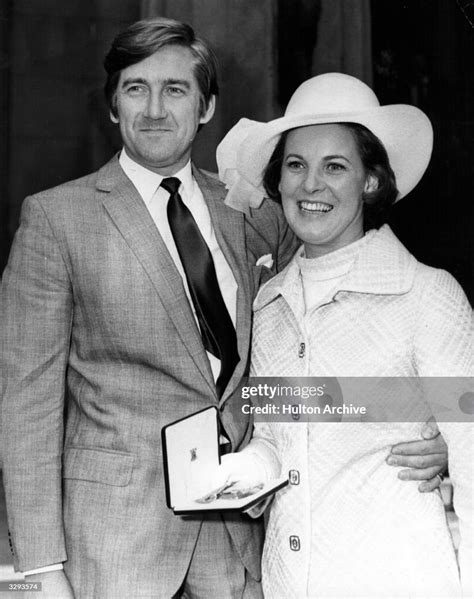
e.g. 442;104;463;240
365;174;379;193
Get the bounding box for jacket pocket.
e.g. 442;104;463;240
63;447;134;487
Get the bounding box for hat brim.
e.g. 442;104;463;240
236;105;433;201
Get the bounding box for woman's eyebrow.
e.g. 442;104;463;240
324;154;350;161
285;152;351;162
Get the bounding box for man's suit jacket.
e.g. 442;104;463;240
0;156;297;597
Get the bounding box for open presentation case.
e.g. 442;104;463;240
161;406;288;514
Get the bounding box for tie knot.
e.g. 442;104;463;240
161;177;181;195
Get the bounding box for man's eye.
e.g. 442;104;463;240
125;86;146;95
167;87;185;96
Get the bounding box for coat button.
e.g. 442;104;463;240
291;406;301;421
298;342;305;358
289;535;300;551
289;469;300;485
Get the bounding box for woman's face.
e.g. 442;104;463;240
279;124;375;258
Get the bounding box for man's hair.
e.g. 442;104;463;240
104;17;219;118
263;123;399;230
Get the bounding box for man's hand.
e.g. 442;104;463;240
25;570;74;599
386;418;448;492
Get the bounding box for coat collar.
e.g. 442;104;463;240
98;156;217;393
96;156;252;402
254;225;418;312
95;153;128;191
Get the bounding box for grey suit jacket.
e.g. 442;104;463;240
0;156;297;597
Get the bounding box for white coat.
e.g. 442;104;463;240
250;226;473;598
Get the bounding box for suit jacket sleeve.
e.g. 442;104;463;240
244;198;298;272
414;268;473;596
265;199;299;272
1;195;72;571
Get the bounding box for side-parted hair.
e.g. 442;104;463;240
104;17;219;118
263;123;399;230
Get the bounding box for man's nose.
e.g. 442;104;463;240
144;92;166;119
303;169;325;194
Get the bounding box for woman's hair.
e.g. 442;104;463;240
263;123;399;230
104;17;219;118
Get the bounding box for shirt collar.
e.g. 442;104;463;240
119;149;194;205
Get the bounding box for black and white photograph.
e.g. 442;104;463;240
0;1;473;597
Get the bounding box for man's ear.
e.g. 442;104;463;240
199;95;216;125
110;110;119;124
365;174;378;193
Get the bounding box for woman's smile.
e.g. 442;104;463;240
297;200;334;214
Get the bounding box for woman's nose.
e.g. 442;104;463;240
302;170;325;194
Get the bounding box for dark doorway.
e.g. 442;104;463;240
372;0;474;302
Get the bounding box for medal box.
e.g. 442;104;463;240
162;406;288;514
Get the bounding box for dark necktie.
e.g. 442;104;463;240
162;177;239;398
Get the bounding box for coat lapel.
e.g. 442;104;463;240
193;168;253;403
97;157;216;396
254;225;418;313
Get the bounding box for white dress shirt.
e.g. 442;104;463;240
22;150;238;576
120;149;238;381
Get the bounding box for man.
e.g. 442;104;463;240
0;17;446;599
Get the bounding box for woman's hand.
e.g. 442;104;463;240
207;452;267;491
386;418;448;492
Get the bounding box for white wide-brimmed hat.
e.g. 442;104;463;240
217;73;433;213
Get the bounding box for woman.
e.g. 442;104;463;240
216;74;473;598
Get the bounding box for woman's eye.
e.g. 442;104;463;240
285;160;304;170
326;162;345;172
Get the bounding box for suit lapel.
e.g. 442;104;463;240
193;168;253;403
98;158;216;396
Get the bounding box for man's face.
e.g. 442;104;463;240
111;45;215;175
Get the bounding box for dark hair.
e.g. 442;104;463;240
104;17;219;118
263;123;399;230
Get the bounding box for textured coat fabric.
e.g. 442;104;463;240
250;226;473;598
0;156;297;598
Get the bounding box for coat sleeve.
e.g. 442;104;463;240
414;268;474;596
237;333;283;518
0;195;72;571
